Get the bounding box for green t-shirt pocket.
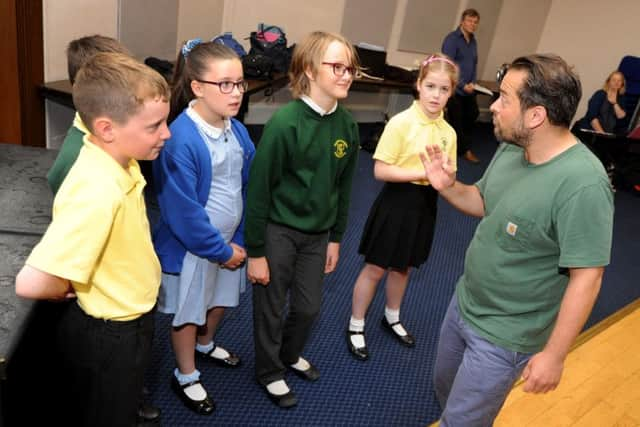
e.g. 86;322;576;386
494;214;535;252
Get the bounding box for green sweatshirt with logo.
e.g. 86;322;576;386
245;99;360;257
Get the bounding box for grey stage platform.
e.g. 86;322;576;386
0;143;56;376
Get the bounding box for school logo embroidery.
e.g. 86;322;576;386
334;139;348;158
441;137;448;149
506;222;518;236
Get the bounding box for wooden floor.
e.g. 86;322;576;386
431;299;640;426
495;299;640;426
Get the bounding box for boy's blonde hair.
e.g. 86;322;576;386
67;35;130;84
288;31;360;99
73;52;170;133
417;52;459;89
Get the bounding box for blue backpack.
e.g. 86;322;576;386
212;32;247;58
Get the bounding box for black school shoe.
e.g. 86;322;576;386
262;382;298;408
195;345;241;368
346;330;369;361
381;317;415;347
171;377;215;415
288;360;320;381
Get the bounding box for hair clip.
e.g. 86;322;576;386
181;38;203;58
421;55;458;70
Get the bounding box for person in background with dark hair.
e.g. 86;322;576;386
442;8;481;163
152;39;254;415
421;54;614;425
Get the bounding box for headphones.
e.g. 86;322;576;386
496;63;509;83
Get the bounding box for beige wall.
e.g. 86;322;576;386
176;0;224;52
220;0;345;52
537;0;640;121
468;0;503;81
387;0;461;69
43;0;119;149
41;0;640;129
119;0;178;60
482;0;551;82
43;0;118;82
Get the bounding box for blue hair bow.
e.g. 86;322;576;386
181;38;203;58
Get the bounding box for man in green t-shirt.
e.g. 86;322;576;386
422;54;614;426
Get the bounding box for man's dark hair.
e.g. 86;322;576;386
461;8;480;20
510;54;582;128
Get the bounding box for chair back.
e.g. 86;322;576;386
618;55;640;132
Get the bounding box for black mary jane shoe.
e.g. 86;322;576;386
196;345;241;368
288;360;320;382
346;330;369;361
381;317;416;347
171;377;215;415
263;384;298;408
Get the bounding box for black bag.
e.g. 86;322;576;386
355;45;387;79
144;57;174;82
242;53;273;80
248;24;292;73
384;64;418;84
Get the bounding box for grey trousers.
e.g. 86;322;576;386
253;222;329;385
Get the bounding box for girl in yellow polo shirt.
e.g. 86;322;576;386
347;53;459;360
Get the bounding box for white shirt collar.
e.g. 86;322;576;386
186;100;231;139
300;95;337;116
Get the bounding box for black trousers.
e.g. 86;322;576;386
445;93;479;154
253;222;329;385
58;302;155;427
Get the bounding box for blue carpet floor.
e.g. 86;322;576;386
146;123;640;426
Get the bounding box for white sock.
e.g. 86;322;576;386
349;316;365;332
290;357;310;371
266;380;290;396
385;307;407;336
195;341;214;354
174;368;207;401
349;316;366;348
211;345;230;359
196;341;230;359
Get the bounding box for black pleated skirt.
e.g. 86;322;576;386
358;182;438;270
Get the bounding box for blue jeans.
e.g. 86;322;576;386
434;296;532;427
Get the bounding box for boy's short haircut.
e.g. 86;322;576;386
288;31;360;99
67;34;130;84
72;52;170;133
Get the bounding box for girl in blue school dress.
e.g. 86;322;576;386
152;39;255;415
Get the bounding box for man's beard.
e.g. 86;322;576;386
494;117;532;148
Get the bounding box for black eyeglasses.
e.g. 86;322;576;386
322;62;357;77
196;79;249;94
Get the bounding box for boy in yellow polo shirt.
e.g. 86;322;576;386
16;52;170;427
